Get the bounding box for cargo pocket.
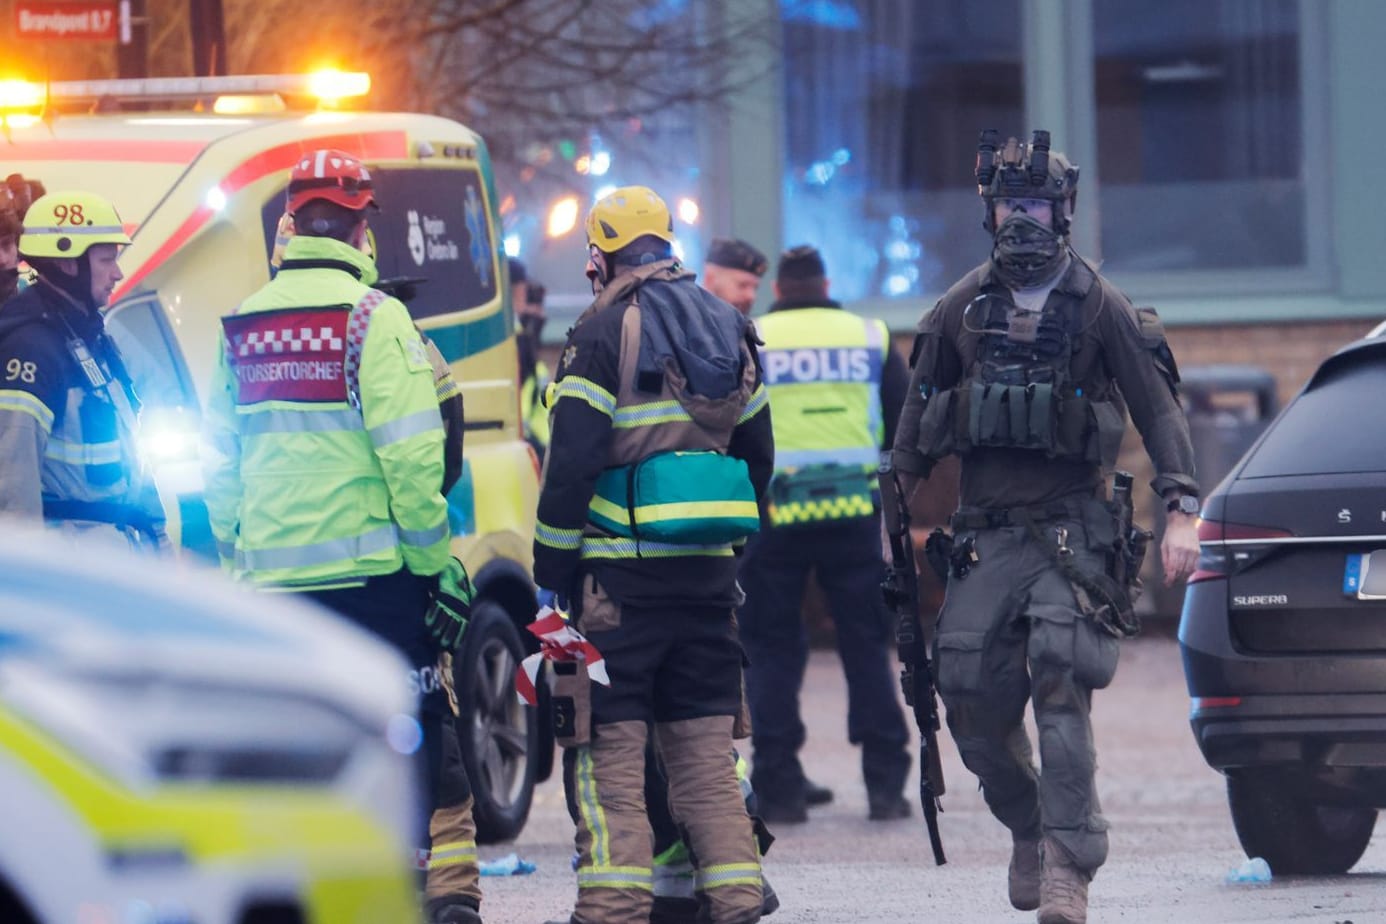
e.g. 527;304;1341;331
1072;615;1120;690
550;660;592;748
934;630;988;697
577;573;621;633
915;388;957;459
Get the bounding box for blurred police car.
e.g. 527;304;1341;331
0;527;423;924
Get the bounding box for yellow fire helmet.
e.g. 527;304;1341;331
19;190;132;259
585;185;675;254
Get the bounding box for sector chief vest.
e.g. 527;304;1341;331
757;308;888;526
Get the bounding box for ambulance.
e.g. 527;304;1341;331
1;72;550;845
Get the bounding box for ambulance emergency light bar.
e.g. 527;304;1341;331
0;70;371;111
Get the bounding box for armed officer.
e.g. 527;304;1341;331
535;185;773;924
891;132;1199;924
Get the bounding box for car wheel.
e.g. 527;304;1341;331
454;599;538;843
1226;771;1377;875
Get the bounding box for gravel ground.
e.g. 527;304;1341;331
478;636;1386;923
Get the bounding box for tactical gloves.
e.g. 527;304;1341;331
426;557;475;652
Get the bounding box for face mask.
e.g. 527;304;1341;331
991;212;1066;289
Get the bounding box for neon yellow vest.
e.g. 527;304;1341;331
756;307;888;526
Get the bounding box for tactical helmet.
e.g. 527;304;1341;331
19;190;132;259
975;130;1080;234
286;149;376;215
585;186;675;255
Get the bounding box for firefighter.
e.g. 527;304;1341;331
201;150;484;924
1;174;46;304
892;131;1199;924
535;185;774;924
737;245;912;824
0;190;167;549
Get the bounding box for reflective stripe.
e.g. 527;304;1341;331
216;539;235;560
369;407;443;447
44;435;123;466
24;224;126;236
774;447;879;469
554;376;616;417
536;519;582;551
436;377;460;401
580;537;735;560
398;518;449;548
587;494;759;526
612;400;692;429
575;746;611;867
576;866;654;890
770;494;875;526
736;384;768;424
0;389;55;431
239;408;363;436
427;840;477;870
696;861;762;891
235;522;398;571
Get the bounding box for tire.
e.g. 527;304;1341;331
454;599;538;843
1226;771;1377;875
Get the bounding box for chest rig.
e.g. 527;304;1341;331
957;293;1083;456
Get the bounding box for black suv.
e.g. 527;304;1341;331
1181;336;1386;875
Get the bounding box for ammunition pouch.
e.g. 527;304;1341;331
923;528;954;582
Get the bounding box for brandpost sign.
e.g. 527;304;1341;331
15;1;119;41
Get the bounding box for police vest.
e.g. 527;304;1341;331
757;307;887;526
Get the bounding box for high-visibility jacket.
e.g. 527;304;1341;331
757;305;889;526
202;235;450;588
0;279;166;546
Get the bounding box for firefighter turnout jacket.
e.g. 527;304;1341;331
534;260;774;606
0;279;166;544
757;297;908;526
202;235;451;588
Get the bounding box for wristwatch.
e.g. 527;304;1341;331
1166;494;1201;516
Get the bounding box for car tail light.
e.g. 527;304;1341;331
1188;519;1295;584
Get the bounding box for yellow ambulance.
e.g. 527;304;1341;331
1;72;549;844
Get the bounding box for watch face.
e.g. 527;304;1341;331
1176;495;1201;515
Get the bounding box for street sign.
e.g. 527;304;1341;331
15;1;120;41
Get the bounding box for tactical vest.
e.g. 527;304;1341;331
917;263;1124;469
575;263;762;557
757;307;887;526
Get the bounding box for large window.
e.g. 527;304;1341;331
781;0;1023;301
1094;0;1305;273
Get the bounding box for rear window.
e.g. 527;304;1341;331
260;165;498;320
1240;357;1386;477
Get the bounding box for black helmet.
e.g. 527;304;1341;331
975;130;1079;234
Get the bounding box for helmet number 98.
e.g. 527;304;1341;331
52;203;86;226
6;359;37;384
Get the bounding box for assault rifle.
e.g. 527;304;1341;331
878;461;946;866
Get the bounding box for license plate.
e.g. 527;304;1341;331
1344;551;1386;599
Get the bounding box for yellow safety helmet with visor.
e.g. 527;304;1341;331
19;190;132;259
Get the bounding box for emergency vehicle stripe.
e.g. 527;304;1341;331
612;400;691;429
736;385;768;424
553;376;616;417
238;408;362;435
398;518;449;548
45;436;123;466
235;522;399;571
369;408;443;448
773;447;879;469
428;840;478;869
0;390;55;431
579;537;736;559
696;862;762;890
536;519;582;550
575;746;612;867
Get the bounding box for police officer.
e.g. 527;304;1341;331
0;190;167;549
535;185;773;924
702;238;769;317
201;150;485;924
891;131;1199;924
737;245;912;824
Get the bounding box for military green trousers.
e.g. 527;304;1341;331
933;503;1121;874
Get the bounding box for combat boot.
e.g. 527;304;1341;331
1008;837;1040;911
1037;837;1090;924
